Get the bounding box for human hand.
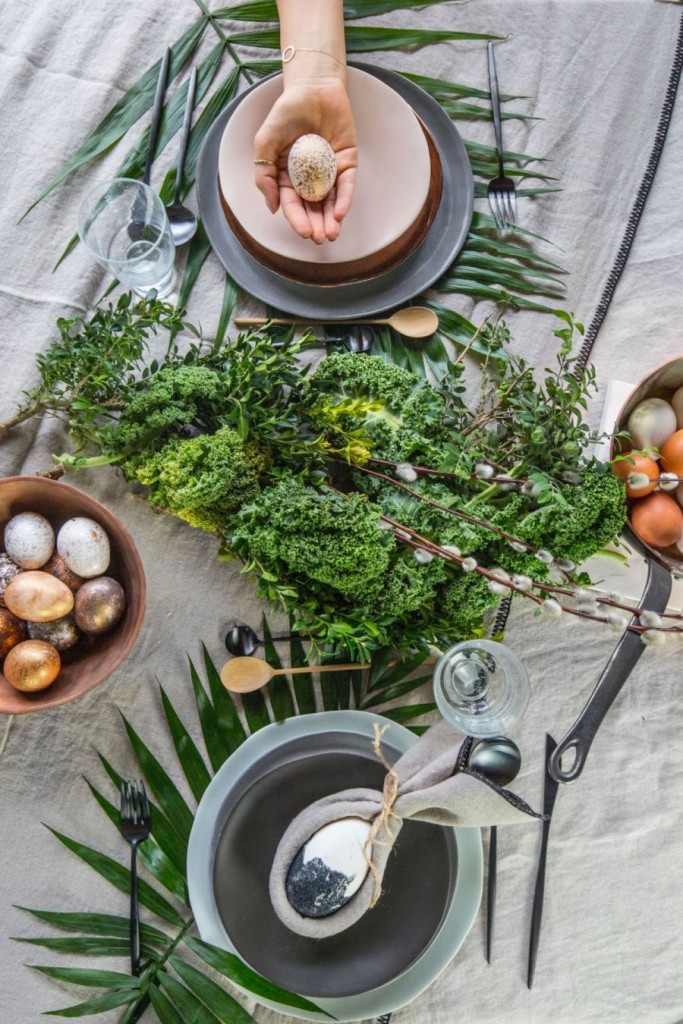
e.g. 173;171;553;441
254;76;358;244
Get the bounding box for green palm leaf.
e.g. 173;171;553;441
43;988;138;1018
98;753;188;877
188;655;231;773
29;966;141;989
201;643;248;754
361;675;433;708
186;937;333;1017
169;957;254;1024
159;684;212;802
84;780;189;904
228;26;501;51
149;984;187;1024
399;70;522;102
214;273;240;350
158;973;224;1024
44;828;185;927
13;909;168;946
119;713;195;845
22;19;207;219
288;624;316;716
239;685;270;733
379;702;436;722
262;616;296;722
13;936;150;958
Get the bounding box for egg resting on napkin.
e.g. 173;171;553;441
269;720;543;938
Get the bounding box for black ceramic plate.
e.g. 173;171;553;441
196;63;473;319
211;731;457;999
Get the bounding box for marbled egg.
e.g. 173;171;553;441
3;639;61;691
0;553;22;605
287;134;337;203
42;553;84;593
0;607;26;659
73;577;125;635
286;816;372;918
4;571;74;622
4;512;55;569
28;613;80;651
57;518;110;578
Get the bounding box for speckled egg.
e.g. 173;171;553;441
286;816;372;918
287;134;337;203
3;571;74;622
0;553;22;605
0;607;26;659
73;577;125;635
57;518;110;578
42;553;84;593
3;639;61;692
27;613;80;651
4;512;55;569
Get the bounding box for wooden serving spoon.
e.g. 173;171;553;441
233;306;439;340
220;657;371;694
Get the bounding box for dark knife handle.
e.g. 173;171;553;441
527;734;559;990
143;47;171;186
173;66;197;202
486;825;497;963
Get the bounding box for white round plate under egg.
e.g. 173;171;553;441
187;710;483;1022
218;67;432;266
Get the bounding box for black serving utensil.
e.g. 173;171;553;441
224;622;303;657
548;544;671;784
129;47;170;242
527;733;559;989
468;737;522;963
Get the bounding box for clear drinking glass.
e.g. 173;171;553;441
77;178;176;298
433;639;530;737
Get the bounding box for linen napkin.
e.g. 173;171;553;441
269;720;542;938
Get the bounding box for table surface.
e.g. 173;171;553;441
1;2;683;1023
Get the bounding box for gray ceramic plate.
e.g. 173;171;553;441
187;711;483;1022
195;65;474;319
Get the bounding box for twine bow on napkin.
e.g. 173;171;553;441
269;720;543;938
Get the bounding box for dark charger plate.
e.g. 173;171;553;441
196;63;473;319
210;732;457;999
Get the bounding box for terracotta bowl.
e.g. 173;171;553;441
0;476;145;714
613;356;683;574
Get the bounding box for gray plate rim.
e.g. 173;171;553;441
196;63;474;319
187;711;483;1022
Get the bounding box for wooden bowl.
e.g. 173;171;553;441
613;356;683;574
0;477;145;714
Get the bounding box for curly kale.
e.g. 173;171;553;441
232;479;394;599
303;352;446;461
132;427;268;533
437;572;498;637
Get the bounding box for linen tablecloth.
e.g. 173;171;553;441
1;2;682;1022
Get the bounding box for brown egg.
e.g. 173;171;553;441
660;429;683;478
611;452;660;499
4;571;74;622
42;553;84;593
74;577;126;636
0;607;26;659
3;639;61;692
0;553;22;607
631;492;683;549
27;614;80;652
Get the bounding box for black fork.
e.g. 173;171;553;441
119;780;152;976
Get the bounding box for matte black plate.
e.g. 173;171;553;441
212;732;457;999
196;63;473;319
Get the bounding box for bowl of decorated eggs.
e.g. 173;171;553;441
613;357;683;574
0;476;145;714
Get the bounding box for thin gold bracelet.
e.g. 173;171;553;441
281;45;346;68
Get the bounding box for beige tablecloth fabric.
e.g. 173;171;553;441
1;2;683;1022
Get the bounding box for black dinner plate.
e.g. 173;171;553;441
196;63;474;319
211;731;457;999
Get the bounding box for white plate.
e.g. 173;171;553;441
187;710;483;1022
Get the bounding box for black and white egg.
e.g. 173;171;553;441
285;816;372;918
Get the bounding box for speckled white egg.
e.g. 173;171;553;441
627;398;677;455
4;512;55;569
286;816;372;918
287;134;337;203
56;518;110;578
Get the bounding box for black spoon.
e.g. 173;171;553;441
224;623;302;657
468;736;522;963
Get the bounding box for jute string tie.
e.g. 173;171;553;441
365;723;402;907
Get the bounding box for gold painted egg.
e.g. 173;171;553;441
4;570;75;622
3;639;61;692
73;577;126;636
287;134;337;203
0;607;26;659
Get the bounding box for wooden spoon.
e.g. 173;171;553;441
233;306;439;340
220;657;371;694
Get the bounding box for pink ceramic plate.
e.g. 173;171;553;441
219;67;432;266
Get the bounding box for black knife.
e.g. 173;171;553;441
527;733;559;989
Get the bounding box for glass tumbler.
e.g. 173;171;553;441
77;178;176;298
433;639;530;737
